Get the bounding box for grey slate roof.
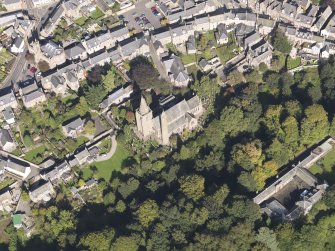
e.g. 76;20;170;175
23;88;45;103
110;25;129;40
13;36;23;48
0;129;13;146
0;88;16;106
4;0;20;5
50;5;64;23
215;23;228;41
6;157;30;174
3;107;14;121
30;181;54;198
64;43;86;59
160;95;201;134
163;55;189;83
85;32;112;50
63;117;84;133
51;75;65;88
75;147;90;162
41;41;63;58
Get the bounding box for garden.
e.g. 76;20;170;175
0;49;14;83
17;95;95;161
81;143;129;182
310;147;335;184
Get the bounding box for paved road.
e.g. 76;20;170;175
148;38;169;82
1;4;57;90
2;47;27;89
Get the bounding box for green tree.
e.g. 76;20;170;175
137;199;159;228
84;120;96;135
83;84;107;109
75;97;90;116
238;171;257;191
273;29;292;54
301;104;329;146
112;236;139;251
115;200;126;213
78;228;115;251
118;178;140;199
179;175;205;201
266;139;289;166
251;160;279;190
103;192;116;206
256;227;279;251
282;116;299;152
231;140;262;171
130;56;167;91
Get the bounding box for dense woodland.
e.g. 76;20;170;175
5;40;335;250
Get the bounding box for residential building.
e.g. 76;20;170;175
0;129;16;152
100;85;133;110
135;95;203;145
84;179;97;189
62;117;84;138
3;0;22;11
29;181;55;203
0;190;15;212
215;23;228;44
74;147;91;165
0;88;18;111
32;0;56;7
118;36;150;60
84;32;114;54
0;157;31;180
40;5;64;37
162;54;191;87
11;36;24;54
311;6;332;32
64;42;87;60
2;107;15;125
22;88;47;108
41;161;71;183
186;35;197;54
40;40;63;58
49;75;67;96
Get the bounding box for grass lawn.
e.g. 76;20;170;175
90;7;105;20
0;178;14;190
181;54;196;65
287;56;301;70
24;145;48;163
76;136;89;147
186;64;198;75
99;138;112;155
82;143;129;182
0;49;13;63
74;17;88;26
310;148;335;184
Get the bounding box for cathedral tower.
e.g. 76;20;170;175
136;96;154;139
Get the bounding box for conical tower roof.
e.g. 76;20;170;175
139;95;150;114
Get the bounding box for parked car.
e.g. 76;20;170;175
151;7;160;16
30;66;37;73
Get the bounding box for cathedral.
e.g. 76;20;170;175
135;95;203;145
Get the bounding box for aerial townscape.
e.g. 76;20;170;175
2;0;335;249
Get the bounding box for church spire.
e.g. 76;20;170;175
139;95;150;115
